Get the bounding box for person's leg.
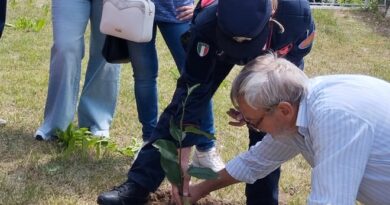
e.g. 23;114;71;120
98;51;235;205
245;129;280;205
126;24;159;142
97;24;159;205
159;22;223;171
35;0;90;140
77;0;121;137
0;0;6;38
128;52;235;189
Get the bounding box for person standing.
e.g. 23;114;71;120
34;0;120;140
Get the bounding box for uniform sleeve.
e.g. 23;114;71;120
226;134;299;183
182;33;217;83
285;21;315;68
307;108;374;205
181;3;219;83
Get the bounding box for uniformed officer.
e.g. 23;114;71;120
98;0;315;204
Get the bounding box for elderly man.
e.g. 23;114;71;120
183;54;390;205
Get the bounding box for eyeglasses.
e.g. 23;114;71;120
241;107;274;132
242;115;265;132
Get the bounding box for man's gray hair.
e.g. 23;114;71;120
230;53;309;110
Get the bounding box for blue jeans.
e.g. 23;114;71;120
127;21;215;150
36;0;120;138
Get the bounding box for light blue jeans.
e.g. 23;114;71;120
36;0;120;139
128;21;215;150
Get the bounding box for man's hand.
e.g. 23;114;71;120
176;5;195;21
172;180;209;205
173;169;240;204
227;108;246;127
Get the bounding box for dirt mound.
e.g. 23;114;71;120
148;188;236;205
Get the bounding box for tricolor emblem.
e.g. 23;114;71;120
197;42;209;57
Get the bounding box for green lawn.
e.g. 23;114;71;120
1;1;390;204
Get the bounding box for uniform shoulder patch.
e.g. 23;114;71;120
201;0;215;8
298;31;315;50
197;42;210;57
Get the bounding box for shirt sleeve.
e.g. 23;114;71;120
225;134;300;184
308;108;374;205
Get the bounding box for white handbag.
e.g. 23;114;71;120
100;0;155;43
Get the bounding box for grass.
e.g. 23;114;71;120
1;1;390;204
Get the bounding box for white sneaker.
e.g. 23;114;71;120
34;130;52;141
90;127;110;138
191;147;225;172
0;118;6;126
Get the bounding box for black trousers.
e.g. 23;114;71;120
246;129;280;205
0;0;6;38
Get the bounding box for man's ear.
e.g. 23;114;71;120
276;101;294;118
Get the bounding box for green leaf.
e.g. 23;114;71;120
99;140;109;147
117;146;136;157
87;137;98;147
184;126;215;140
187;166;219;180
66;124;73;140
170;118;182;142
160;155;181;185
153;139;178;161
187;84;200;95
106;141;118;151
153;139;181;185
34;19;46;32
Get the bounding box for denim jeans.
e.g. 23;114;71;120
127;21;215;150
36;0;120;139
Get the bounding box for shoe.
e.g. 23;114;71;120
90;127;110;138
34;130;57;141
0;118;6;126
192;147;225;172
97;180;150;205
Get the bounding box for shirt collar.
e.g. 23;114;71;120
296;89;311;138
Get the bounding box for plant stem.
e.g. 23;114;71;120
178;88;191;197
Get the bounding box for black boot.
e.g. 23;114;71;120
97;180;150;205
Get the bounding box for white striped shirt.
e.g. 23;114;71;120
226;75;390;205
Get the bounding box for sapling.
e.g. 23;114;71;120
153;84;219;205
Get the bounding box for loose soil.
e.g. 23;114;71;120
148;188;237;205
